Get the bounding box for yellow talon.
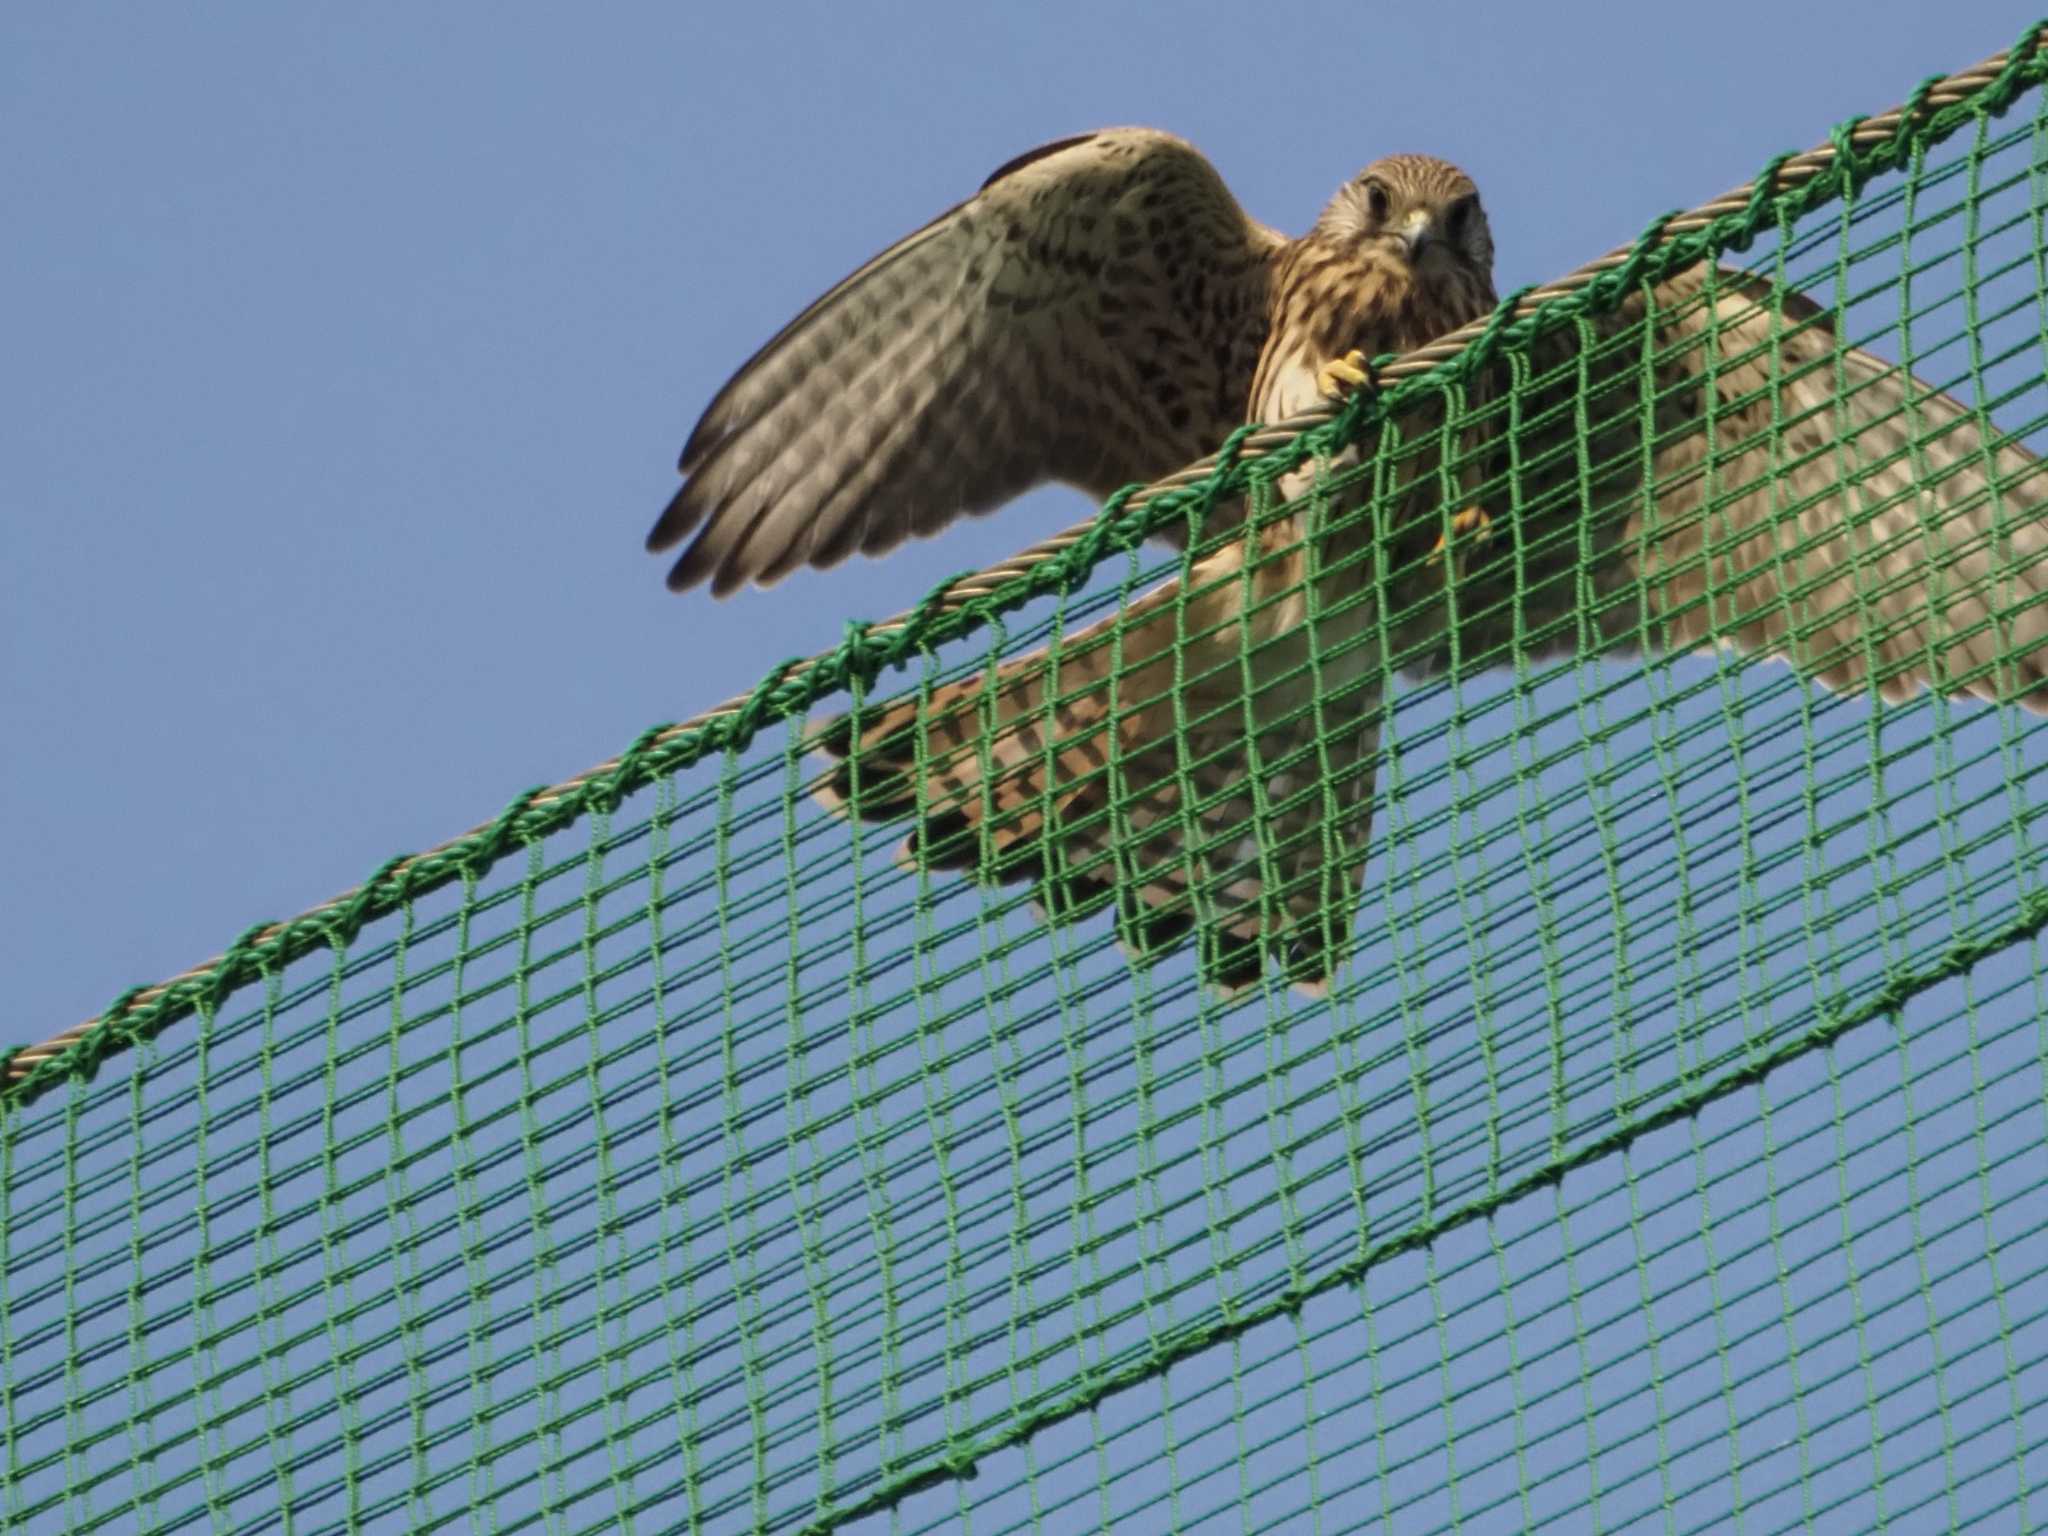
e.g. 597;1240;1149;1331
1426;505;1494;571
1317;348;1373;400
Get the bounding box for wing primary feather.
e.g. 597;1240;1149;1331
664;244;988;592
651;128;1281;593
665;207;971;490
755;365;1006;588
669;135;1106;485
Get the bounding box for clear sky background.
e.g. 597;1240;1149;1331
7;1;2043;1040
9;7;2048;1535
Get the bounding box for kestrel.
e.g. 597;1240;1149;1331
649;130;2048;993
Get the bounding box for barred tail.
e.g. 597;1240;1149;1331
811;581;1382;994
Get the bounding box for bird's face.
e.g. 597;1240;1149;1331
1318;154;1494;285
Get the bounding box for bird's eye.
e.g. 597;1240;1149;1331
1447;195;1475;234
1364;180;1390;223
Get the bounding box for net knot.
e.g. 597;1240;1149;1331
1827;115;1875;199
323;855;413;951
201;920;281;1016
837;616;880;683
588;725;674;816
65;983;153;1087
1576;211;1678;319
727;656;804;752
1057;482;1143;577
1183;422;1260;541
855;598;944;679
1460;286;1537;372
898;579;960;642
460;783;552;885
1726;154;1791;253
1982;21;2048;122
1896;73;1942;142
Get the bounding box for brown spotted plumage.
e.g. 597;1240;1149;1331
653;132;2048;995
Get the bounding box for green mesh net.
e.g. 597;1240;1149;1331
10;31;2048;1536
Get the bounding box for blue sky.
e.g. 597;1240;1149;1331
8;8;2048;1534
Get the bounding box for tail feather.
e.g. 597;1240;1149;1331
811;579;1382;994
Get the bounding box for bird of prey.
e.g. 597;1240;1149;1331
648;129;2048;994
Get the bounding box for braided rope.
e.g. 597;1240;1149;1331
7;20;2043;1111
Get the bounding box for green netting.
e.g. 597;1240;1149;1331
10;30;2048;1536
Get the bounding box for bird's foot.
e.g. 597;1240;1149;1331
1317;349;1379;401
1426;505;1493;574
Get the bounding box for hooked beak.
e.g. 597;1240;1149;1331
1397;208;1436;258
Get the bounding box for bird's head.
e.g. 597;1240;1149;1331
1316;154;1494;283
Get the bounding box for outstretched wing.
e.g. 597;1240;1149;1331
648;129;1285;596
1498;266;2048;711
